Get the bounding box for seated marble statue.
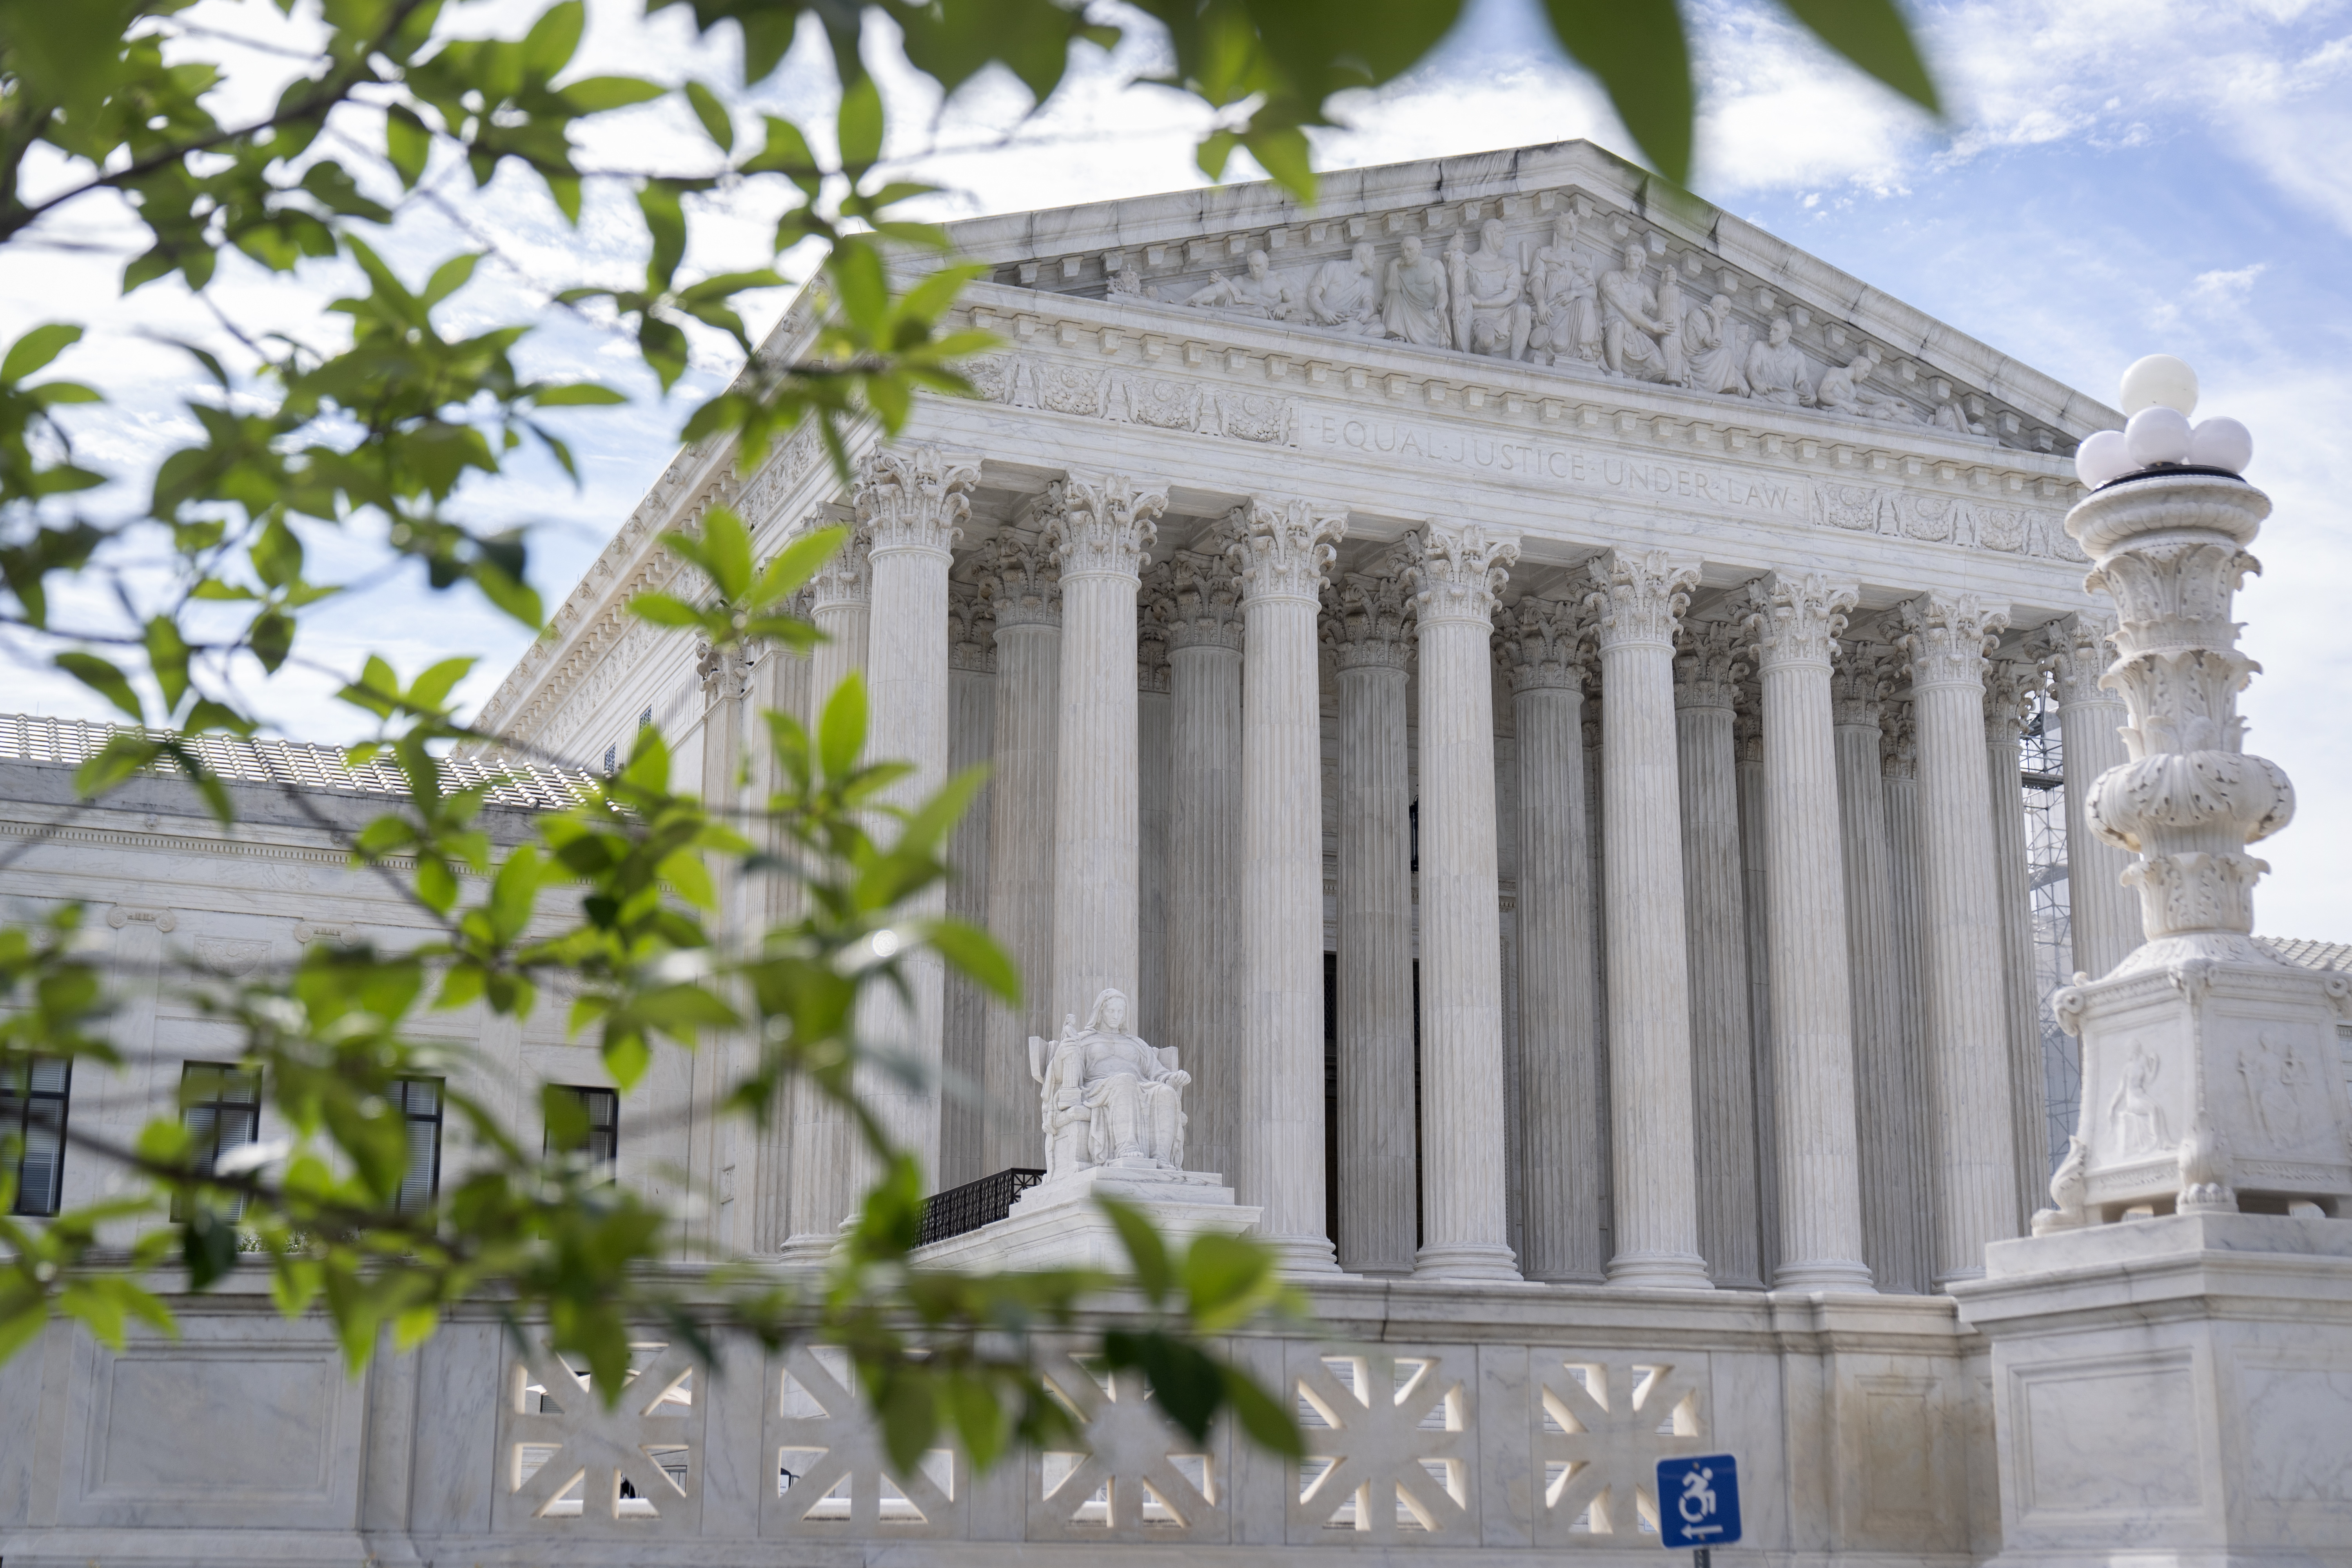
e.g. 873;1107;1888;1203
1183;249;1298;320
1028;987;1191;1180
1306;243;1389;336
1816;350;1919;422
1743;316;1813;406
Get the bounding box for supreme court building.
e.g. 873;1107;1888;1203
10;140;2347;1565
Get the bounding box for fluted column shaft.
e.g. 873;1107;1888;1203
1049;477;1164;1027
1167;541;1245;1188
1674;623;1762;1289
940;585;995;1189
1327;561;1416;1276
1831;650;1918;1292
1880;704;1935;1291
783;527;873;1261
1409;522;1521;1281
1499;599;1603;1282
1588;550;1710;1289
859;449;975;1184
1746;573;1873;1291
978;530;1060;1174
1986;661;2049;1221
1235;499;1346;1274
1898;590;2021;1283
1733;703;1780;1283
2038;613;2136;981
1137;595;1172;1051
752;626;810;1253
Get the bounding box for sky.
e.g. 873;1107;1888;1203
4;0;2351;938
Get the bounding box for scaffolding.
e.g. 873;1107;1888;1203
2022;687;2079;1174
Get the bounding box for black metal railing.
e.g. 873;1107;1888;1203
918;1167;1045;1246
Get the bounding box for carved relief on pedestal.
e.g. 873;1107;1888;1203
1027;988;1191;1180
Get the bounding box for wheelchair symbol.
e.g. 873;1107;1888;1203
1679;1465;1717;1524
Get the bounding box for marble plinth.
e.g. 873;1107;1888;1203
911;1162;1261;1272
1953;1214;2352;1568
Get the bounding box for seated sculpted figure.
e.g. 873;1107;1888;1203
1183;249;1297;320
1744;315;1813;406
1682;293;1748;396
1029;987;1190;1179
1448;217;1531;359
1306;242;1388;336
1816;349;1919;422
1527;219;1601;365
1597;241;1683;383
1382;234;1450;347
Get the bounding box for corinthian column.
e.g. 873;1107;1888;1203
1497;595;1603;1282
1232;498;1347;1274
1879;699;1935;1291
976;517;1060;1174
1406;521;1521;1281
1896;589;2020;1283
1166;534;1245;1188
940;579;995;1187
1048;475;1166;1028
1832;643;1919;1292
1324;550;1417;1276
783;520;873;1262
1674;619;1762;1289
858;446;977;1183
2033;612;2136;982
1138;570;1173;1050
1586;549;1710;1289
1746;573;1872;1291
1734;697;1780;1283
1986;659;2050;1222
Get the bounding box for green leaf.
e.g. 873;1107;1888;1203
1223;1363;1305;1457
524;0;586;76
685;78;734;152
1539;0;1694;185
531;382;626;406
143;616;191;711
1181;1232;1276;1332
879;1370;938;1476
55;652;142;721
1102;1328;1222;1445
385;104;431;188
627;592;711;630
750;524;844;607
2;323;82;385
923;917;1018;1007
1241;126;1314;203
699;506;752;601
1097;1195;1171;1303
837;74;884;171
182;1208;240;1290
817;672;867;784
423;252;481;308
1775;0;1940;112
562;75;666;112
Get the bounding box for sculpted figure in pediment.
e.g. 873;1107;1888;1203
1597;241;1684;383
1306;242;1390;336
1527;219;1601;365
1933;397;1989;439
1183;248;1300;321
1744;316;1814;406
1447;217;1532;359
1817;350;1920;423
1382;233;1451;347
1683;293;1749;396
1108;265;1155;302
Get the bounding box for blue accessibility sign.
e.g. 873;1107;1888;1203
1656;1453;1742;1549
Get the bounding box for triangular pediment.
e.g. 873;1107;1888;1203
942;140;2112;456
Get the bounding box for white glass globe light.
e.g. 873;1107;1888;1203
2075;429;2133;488
2125;405;2194;467
2119;353;2199;417
2187;416;2253;474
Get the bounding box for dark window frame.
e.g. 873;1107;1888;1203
390;1076;444;1213
176;1060;261;1221
2;1054;71;1218
545;1085;619;1175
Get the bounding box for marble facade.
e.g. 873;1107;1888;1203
5;142;2348;1564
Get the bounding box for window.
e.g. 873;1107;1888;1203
603;743;617;773
2;1054;69;1218
545;1085;618;1174
177;1061;261;1220
390;1078;443;1212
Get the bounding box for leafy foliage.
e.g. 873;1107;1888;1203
0;0;1933;1472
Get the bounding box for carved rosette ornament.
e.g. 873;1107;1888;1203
1405;521;1519;628
2035;446;2352;1232
1492;595;1587;692
856;445;978;559
1230;498;1345;605
1744;572;1857;672
1323;551;1417;672
1671;619;1747;710
1051;474;1165;581
1584;550;1699;651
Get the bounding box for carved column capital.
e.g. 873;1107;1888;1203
1051;473;1165;581
1672;620;1746;710
1878;697;1917;779
976;526;1061;629
1896;590;2007;690
949;578;995;673
1406;520;1519;627
1830;642;1897;729
1231;497;1345;605
1983;658;2044;743
1585;549;1700;652
2031;610;2120;708
1139;562;1173;692
1323;558;1416;672
1744;571;1858;671
1735;702;1764;764
1165;530;1246;652
856;445;978;558
1492;595;1588;692
806;514;871;612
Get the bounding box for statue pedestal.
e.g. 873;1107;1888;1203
911;1161;1261;1272
1951;1214;2352;1568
